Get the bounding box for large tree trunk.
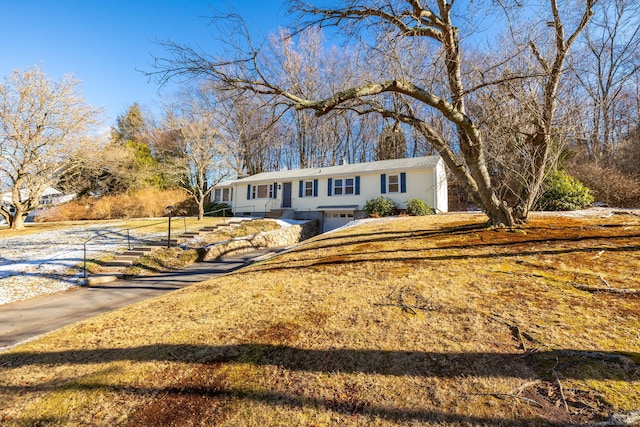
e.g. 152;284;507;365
438;144;515;227
197;200;205;220
9;210;27;230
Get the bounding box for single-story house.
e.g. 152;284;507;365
213;155;447;232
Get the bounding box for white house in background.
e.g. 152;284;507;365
213;156;448;232
1;187;75;207
1;187;76;222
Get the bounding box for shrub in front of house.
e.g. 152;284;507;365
365;197;398;217
203;201;232;217
405;198;435;216
535;170;594;211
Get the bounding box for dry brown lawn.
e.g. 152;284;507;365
0;212;638;426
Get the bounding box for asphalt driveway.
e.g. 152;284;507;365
0;248;280;350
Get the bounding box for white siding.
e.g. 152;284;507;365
214;156;448;215
434;157;448;212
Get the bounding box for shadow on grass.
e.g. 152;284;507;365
1;344;636;380
2;345;635;425
260;222;640;272
2;382;554;426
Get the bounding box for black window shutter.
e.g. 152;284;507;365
328;178;333;196
355;176;360;195
400;173;407;193
313;179;318;197
381;174;387;194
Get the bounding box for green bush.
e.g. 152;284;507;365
535;170;594;211
203;201;232;217
405;198;435;216
364;197;398;217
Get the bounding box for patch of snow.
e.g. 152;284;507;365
533;207;640;218
322;216;403;234
0;222;166;305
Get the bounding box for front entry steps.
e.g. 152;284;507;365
265;209;295;219
87;217;256;285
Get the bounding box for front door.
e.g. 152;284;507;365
282;182;292;208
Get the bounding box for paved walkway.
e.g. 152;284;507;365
0;248;282;351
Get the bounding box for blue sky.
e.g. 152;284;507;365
1;1;292;124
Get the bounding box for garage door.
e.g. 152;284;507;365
323;211;355;232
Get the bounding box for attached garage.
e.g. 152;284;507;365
319;205;359;232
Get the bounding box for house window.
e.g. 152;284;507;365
381;173;406;194
304;181;314;197
334;177;355;195
251;184;273;199
299;179;318;198
214;188;233;202
328;176;360;196
387;174;400;193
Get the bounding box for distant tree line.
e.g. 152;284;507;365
148;0;639;225
1;0;638;229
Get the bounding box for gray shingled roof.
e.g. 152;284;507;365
216;156;441;186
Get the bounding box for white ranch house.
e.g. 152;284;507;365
213;156;448;232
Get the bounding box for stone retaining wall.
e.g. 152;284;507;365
203;220;318;261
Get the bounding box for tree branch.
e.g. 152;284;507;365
289;0;443;40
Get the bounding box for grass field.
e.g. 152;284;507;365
0;212;638;426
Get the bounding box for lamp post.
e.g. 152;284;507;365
166;205;174;248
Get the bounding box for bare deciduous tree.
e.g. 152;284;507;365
0;66;101;229
163;85;232;219
149;0;597;226
215;90;284;176
573;0;640;159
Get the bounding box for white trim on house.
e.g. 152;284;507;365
213;156;448;231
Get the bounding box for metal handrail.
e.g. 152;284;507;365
203;206;233;217
264;198;276;212
122;219;168;250
81;216;188;279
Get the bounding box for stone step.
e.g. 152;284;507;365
103;260;134;267
131;246;157;252
265;210;284;219
148;239;180;246
86;273;121;286
113;255;139;262
180;232;200;238
121;251;147;257
199;219;251;232
100;264;126;270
